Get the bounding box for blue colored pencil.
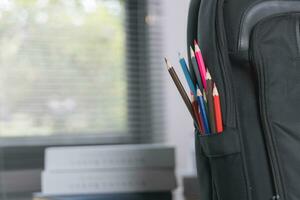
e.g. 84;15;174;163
179;53;197;96
197;88;210;134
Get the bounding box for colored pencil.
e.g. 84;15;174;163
206;70;216;133
191;94;204;134
202;90;209;120
202;91;210;126
164;58;198;126
203;91;207;102
190;46;203;91
192;92;206;135
197;88;210;134
187;50;197;86
194;40;207;90
179;53;197;95
213;84;223;133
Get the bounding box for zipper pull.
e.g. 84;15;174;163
272;194;280;200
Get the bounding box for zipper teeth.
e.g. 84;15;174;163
251;28;282;199
258;56;280;197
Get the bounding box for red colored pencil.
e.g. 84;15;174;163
194;40;207;90
213;84;223;133
191;94;204;135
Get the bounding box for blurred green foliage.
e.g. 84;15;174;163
0;0;127;137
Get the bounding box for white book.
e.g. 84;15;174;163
45;144;175;171
41;169;177;195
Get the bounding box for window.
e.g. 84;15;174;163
0;0;127;138
0;0;163;144
0;0;163;197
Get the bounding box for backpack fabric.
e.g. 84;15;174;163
187;1;300;200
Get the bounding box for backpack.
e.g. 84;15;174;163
187;0;300;200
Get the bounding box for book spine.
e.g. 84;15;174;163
45;148;175;171
33;192;172;200
42;170;177;195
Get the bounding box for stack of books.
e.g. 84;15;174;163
34;144;176;200
182;175;200;200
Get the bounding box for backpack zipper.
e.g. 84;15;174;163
250;24;284;200
215;1;252;200
215;0;236;127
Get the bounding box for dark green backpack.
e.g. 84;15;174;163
187;0;300;200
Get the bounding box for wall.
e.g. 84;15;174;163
161;0;196;199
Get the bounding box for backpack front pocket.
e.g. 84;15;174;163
195;128;249;200
250;13;300;200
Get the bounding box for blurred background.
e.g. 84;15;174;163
0;0;195;200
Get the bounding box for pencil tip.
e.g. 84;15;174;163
213;84;219;96
164;57;168;63
190;46;195;56
197;88;202;96
206;70;212;80
194;41;200;51
178;52;183;59
190;93;195;101
164;57;171;69
203;92;207;101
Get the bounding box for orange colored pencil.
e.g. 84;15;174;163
213;84;223;133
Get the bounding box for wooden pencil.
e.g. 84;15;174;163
187;50;197;86
191;94;204;134
203;91;208;103
205;70;216;134
179;53;196;95
164;58;198;124
194;40;207;90
197;88;210;134
190;46;204;91
213;84;223;133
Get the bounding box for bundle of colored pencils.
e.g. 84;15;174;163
164;40;223;135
